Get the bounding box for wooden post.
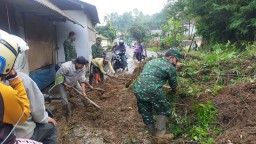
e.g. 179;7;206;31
188;34;195;52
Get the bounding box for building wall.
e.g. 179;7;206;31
56;10;95;63
0;2;16;34
24;13;55;71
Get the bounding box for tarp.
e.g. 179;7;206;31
29;64;56;90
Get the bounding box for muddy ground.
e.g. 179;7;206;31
45;56;256;144
46;74;150;144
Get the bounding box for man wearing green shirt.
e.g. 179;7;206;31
63;31;77;61
133;49;184;141
91;37;104;59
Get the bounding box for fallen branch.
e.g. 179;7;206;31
210;74;255;77
185;53;205;60
170;140;196;143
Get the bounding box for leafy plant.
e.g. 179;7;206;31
188;101;218;143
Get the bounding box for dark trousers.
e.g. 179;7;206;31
120;54;127;69
89;64;104;85
136;52;142;62
30;123;57;144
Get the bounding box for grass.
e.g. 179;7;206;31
147;47;161;52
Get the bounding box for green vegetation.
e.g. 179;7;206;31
123;0;256;143
96;21;117;41
165;0;256;45
105;8;167;33
147;47;160;52
128;23;148;42
165;43;256;143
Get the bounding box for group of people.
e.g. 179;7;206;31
62;31;186;143
0;30;117;144
59;33;117;118
63;32;116;86
0;30;57;143
1;26;186;143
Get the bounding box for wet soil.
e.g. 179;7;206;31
213;82;256;143
47;74;150;144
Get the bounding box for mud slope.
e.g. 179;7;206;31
212;82;256;143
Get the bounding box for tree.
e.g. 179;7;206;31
128;23;148;42
184;0;256;44
104;8;168;33
96;21;117;41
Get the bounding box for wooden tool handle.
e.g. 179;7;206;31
71;87;101;109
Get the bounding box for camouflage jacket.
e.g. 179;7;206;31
91;43;104;58
63;39;77;61
134;57;177;101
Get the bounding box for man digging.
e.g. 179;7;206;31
56;56;94;119
133;49;185;143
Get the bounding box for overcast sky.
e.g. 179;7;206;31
83;0;167;23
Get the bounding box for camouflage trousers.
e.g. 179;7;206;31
134;93;171;125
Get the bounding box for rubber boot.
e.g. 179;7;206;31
152;115;174;144
152;134;174;144
156;115;167;135
94;73;98;83
63;104;71;122
98;73;101;82
146;124;156;136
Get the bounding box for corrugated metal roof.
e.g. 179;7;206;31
33;0;83;27
50;0;100;24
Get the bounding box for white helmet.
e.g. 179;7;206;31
11;35;29;52
11;35;29;72
0;30;19;75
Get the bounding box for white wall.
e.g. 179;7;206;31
184;24;196;36
56;10;92;63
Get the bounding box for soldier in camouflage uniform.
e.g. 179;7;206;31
91;37;104;59
63;31;77;61
133;49;184;139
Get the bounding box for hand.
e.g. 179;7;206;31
82;92;87;97
176;62;181;67
106;73;113;78
64;83;72;90
48;117;58;126
5;69;18;81
89;85;94;90
9;69;17;76
162;85;171;91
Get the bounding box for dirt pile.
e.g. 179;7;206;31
211;82;256;143
48;74;150;144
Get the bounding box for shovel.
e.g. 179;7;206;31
57;75;101;110
70;86;101;109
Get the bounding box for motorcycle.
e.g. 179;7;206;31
112;50;128;71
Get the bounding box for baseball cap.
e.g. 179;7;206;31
165;48;184;62
75;56;89;64
96;37;102;41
